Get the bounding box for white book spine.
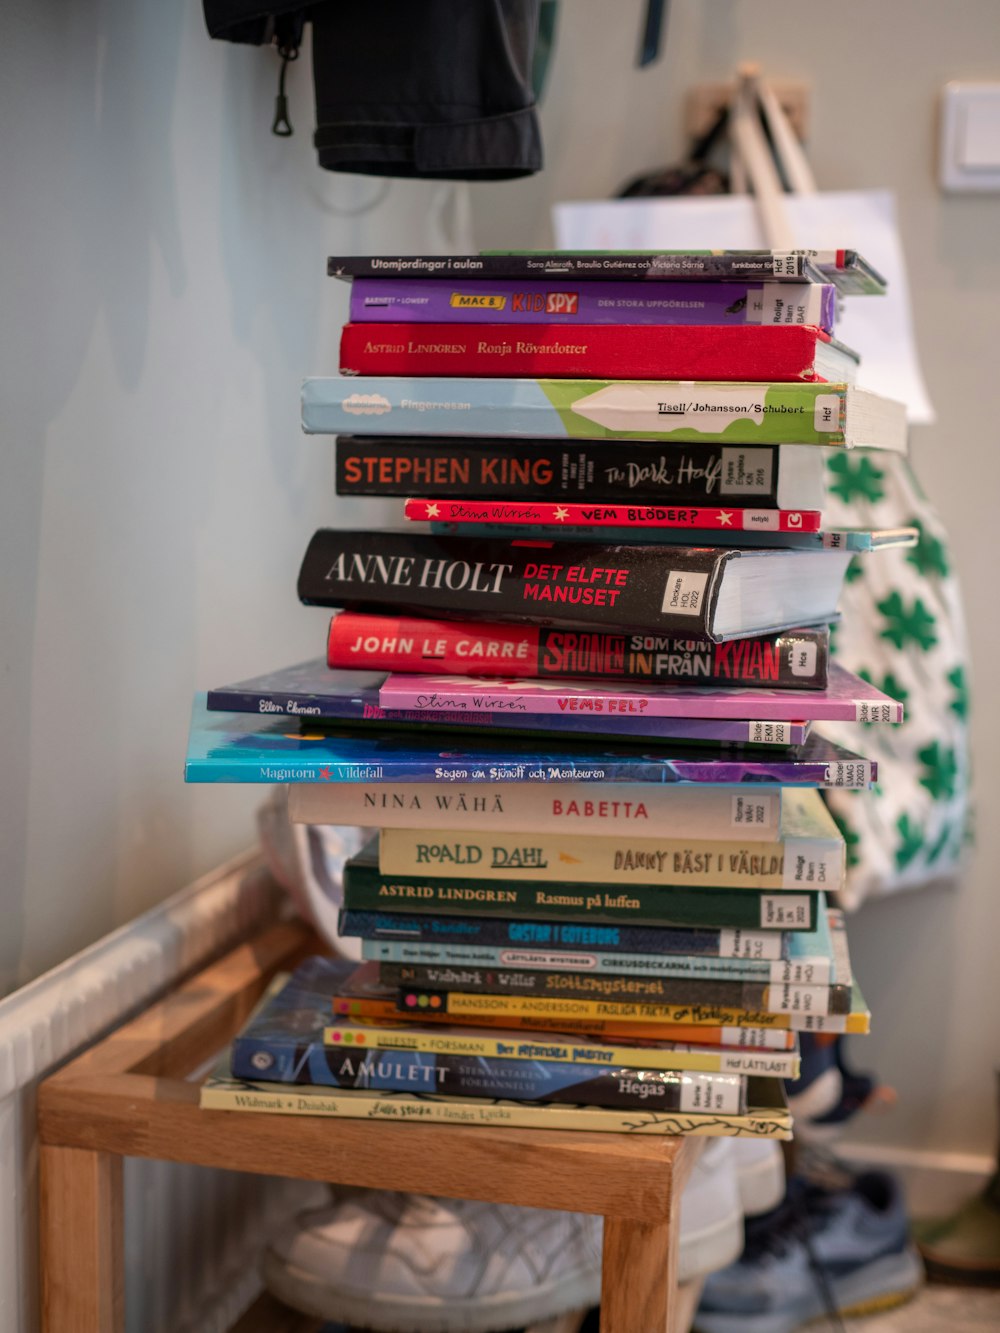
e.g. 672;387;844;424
289;781;781;839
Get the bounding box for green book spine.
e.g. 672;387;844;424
342;861;818;932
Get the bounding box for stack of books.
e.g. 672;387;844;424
187;248;915;1140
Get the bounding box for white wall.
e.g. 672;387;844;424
3;0;999;1156
0;0;466;992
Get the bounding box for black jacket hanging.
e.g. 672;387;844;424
203;0;543;181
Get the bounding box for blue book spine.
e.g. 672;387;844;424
228;1039;744;1112
184;697;876;788
300;376;858;444
337;910;789;961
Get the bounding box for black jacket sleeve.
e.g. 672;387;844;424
203;0;543;180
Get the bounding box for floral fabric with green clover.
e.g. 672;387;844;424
818;449;973;910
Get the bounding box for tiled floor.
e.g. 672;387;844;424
319;1282;1000;1333
823;1282;1000;1330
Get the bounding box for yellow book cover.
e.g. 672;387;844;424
199;1061;792;1139
330;996;800;1050
394;981;870;1035
378;788;844;891
321;1021;801;1079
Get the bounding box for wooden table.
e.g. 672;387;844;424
37;920;705;1333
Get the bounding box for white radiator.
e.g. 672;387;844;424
0;851;322;1333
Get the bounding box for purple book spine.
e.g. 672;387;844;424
349;278;836;332
378;662;901;725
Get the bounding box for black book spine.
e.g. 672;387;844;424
335;436;782;505
382;962;850;1017
298;529;729;636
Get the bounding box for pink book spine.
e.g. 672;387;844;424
406;499;822;532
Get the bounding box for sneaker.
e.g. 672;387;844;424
263;1189;602;1333
786;1036;895;1145
263;1142;744;1331
732;1140;785;1217
784;1034;842;1126
694;1171;923;1333
676;1138;745;1283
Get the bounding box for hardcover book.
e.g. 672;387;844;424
376;787;845;892
184;699;877;788
381;962;850;1018
360;940;805;982
405;498;822;533
301;377;906;450
347;277;838;330
339;323;860;384
386;977;870;1034
376;661;903;725
229;970;745;1112
290;781;787;841
336;909;790;961
428;523;919;553
297;529;855;641
354;944;870;1035
344;838;820;931
327;613;831;689
330;966;799;1050
322;1019;802;1079
334;437;828;510
202;1060;791;1138
358;904;836;985
204;660;806;746
327;249;886;294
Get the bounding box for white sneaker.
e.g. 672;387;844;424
263;1144;745;1331
262;1189;602;1332
676;1139;745;1283
731;1140;786;1216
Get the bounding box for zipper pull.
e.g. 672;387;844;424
271;43;299;137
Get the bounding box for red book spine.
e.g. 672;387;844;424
329;613;542;675
326;612;831;688
404;499;821;533
339;323;833;381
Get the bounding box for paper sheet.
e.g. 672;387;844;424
553;191;934;425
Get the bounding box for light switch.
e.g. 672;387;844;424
941;82;1000;191
960;98;1000;170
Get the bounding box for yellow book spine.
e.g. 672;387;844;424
321;1026;801;1078
330;998;801;1047
199;1080;791;1138
432;991;870;1034
379;826;842;891
322;1025;719;1072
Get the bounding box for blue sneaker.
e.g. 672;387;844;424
694;1172;923;1333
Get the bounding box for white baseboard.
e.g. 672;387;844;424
839;1140;993;1218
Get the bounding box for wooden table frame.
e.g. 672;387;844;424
38;920;704;1333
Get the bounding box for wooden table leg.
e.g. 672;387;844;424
40;1144;124;1333
600;1206;680;1333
